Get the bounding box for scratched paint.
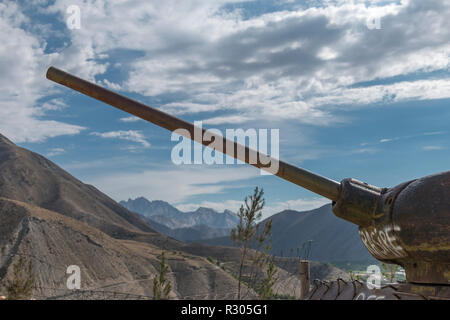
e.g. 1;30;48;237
359;225;407;260
355;293;386;300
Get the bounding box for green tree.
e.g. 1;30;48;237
153;251;172;300
349;269;354;281
257;259;278;300
231;187;277;299
381;263;399;283
6;256;35;300
246;218;274;298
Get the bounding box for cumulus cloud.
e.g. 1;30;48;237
0;1;86;142
115;0;450;124
40;98;68;111
90;130;150;148
2;0;450;142
308;79;450;108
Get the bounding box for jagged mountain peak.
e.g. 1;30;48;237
193;206;216;214
121;198;240;230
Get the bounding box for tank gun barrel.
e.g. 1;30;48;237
46;66;340;201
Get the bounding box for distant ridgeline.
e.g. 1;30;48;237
121;197;375;264
120;197;239;241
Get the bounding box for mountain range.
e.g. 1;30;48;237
0;133;347;299
120;197;239;229
120;197;238;241
121;194;374;264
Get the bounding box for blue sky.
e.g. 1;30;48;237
1;0;449;218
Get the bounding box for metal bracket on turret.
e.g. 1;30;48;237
332;178;382;227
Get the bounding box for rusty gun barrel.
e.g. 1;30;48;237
46;66;340;201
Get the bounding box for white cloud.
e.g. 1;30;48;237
351;147;379;155
112;0;450;124
90;130;150;148
102;79;122;91
119;116;142;123
308;79;450;108
40;98;68;112
0;1;86;143
85;166;260;203
317;46;339;60
203;115;250;125
424;131;446;136
46;147;66;157
2;0;450;142
422;145;445;151
362;131;447;148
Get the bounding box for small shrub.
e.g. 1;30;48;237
6;256;35;300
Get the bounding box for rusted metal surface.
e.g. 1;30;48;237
306;279;450;300
332;178;383;227
46;66;449;290
392;171;450;284
348;171;450;285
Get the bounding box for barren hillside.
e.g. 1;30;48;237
0;133;347;299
